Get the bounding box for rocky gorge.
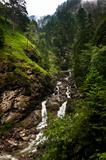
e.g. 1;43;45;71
0;69;80;160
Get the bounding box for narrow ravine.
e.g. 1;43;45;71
0;70;78;160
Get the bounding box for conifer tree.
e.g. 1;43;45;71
9;0;28;31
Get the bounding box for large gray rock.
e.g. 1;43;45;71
0;90;30;113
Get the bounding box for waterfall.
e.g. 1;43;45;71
21;131;47;154
0;70;72;158
57;101;67;118
57;81;62;86
32;131;47;153
66;87;71;99
37;100;47;130
57;77;71;118
21;100;48;153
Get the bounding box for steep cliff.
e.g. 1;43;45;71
0;25;53;149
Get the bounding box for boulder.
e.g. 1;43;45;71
1;112;22;124
14;95;30;111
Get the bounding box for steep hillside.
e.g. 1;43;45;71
0;23;53;136
0;0;106;160
36;1;106;160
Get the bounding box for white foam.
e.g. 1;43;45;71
57;81;62;85
21;100;48;153
66;87;71;99
37;100;47;130
58;101;67;118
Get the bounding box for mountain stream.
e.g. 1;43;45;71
0;70;77;160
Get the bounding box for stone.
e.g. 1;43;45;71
2;112;22;124
20;110;41;128
6;139;18;147
0;90;18;112
14;95;30;111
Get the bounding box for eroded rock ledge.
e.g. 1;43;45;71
0;58;53;153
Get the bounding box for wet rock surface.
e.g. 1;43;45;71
0;70;80;160
0;59;54;159
46;73;78;115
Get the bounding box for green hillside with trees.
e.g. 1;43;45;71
0;0;106;160
36;0;106;159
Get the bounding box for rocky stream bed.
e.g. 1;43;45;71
0;70;80;160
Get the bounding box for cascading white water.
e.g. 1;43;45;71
21;100;48;153
57;82;71;118
66;87;71;99
37;100;47;130
57;101;67;118
0;71;73;159
57;81;62;86
21;131;47;154
31;131;47;153
55;81;61;100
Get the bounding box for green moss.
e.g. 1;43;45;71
0;24;49;79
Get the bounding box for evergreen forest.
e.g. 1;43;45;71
0;0;106;159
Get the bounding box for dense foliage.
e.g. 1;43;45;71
0;0;106;159
40;46;106;160
36;0;106;160
0;0;29;31
38;0;106;74
0;0;59;74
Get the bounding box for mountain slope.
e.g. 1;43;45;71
0;23;53;137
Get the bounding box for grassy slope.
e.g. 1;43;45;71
0;24;48;78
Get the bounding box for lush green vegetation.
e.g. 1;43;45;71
1;25;48;74
35;0;106;159
0;0;59;76
0;0;106;159
40;46;106;159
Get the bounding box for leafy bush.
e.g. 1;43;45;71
94;18;106;46
40;84;106;160
90;46;106;78
40;44;106;160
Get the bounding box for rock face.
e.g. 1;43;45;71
0;58;53;156
0;61;79;160
0;82;50;125
46;75;77;115
0;58;52;118
0;90;30;124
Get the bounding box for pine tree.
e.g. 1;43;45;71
77;7;88;44
9;0;28;31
